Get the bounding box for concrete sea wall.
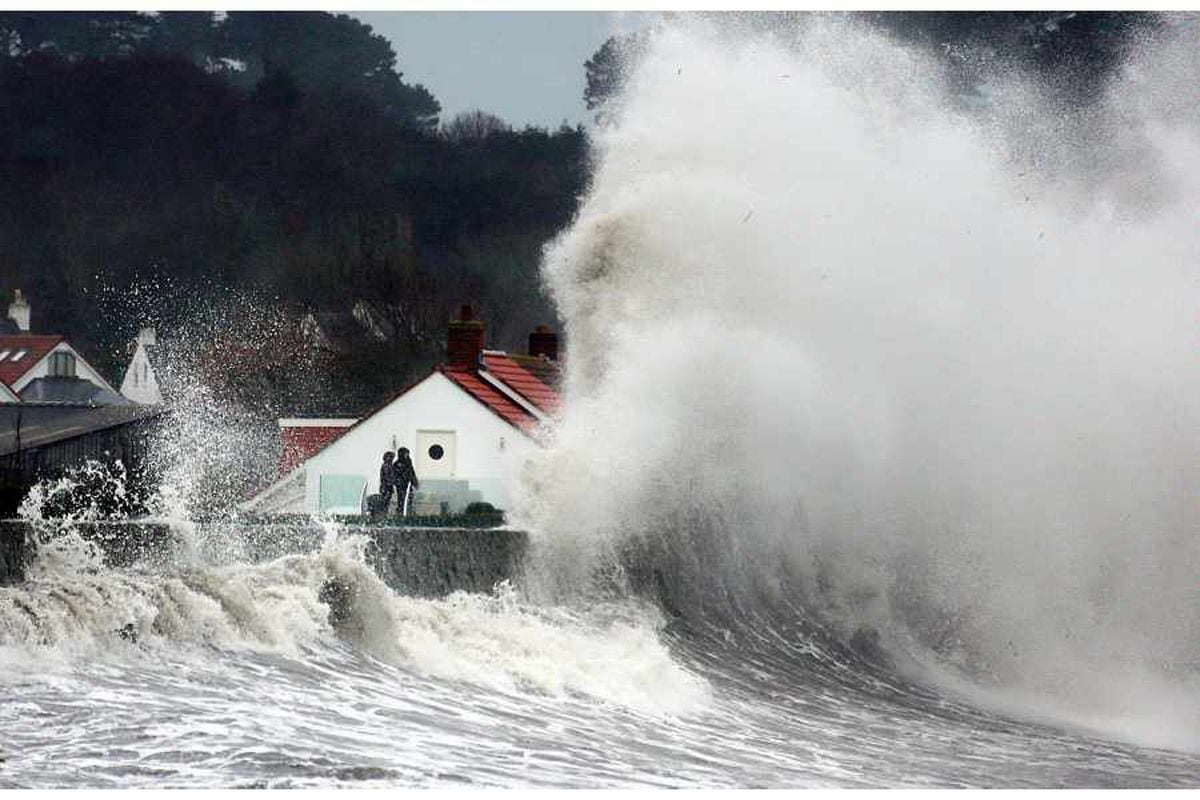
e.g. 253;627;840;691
0;520;527;597
0;520;24;586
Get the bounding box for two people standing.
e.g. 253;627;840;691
378;447;420;516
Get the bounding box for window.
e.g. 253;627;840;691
12;349;25;361
0;350;9;362
48;351;76;378
428;444;445;461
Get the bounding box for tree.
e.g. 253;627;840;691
583;29;652;121
442;109;511;143
0;12;151;61
217;12;440;128
0;11;441;128
143;11;218;69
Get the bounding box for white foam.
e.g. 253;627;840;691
1;521;707;718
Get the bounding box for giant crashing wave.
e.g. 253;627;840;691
518;13;1200;752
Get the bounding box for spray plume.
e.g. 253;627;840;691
523;14;1200;749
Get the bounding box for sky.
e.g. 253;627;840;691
353;11;655;129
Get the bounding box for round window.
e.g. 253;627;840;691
428;444;445;461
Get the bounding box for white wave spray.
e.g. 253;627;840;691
5;473;705;717
525;15;1200;750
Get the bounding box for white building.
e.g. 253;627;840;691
244;307;561;516
0;291;124;405
120;327;166;405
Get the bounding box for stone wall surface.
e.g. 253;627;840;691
0;520;526;598
365;527;526;597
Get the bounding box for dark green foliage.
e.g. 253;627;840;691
0;12;153;61
217;11;440;128
0;11;440;126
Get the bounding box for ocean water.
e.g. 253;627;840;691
2;525;1198;788
3;14;1200;788
2;523;1198;789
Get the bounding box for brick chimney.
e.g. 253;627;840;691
7;289;29;332
446;305;485;369
528;324;558;361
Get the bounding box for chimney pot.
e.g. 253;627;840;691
7;289;30;332
447;306;485;369
528;325;559;361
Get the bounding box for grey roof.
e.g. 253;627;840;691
19;377;130;406
0;403;166;456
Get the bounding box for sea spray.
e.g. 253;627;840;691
17;460;137;580
5;462;707;716
526;15;1200;748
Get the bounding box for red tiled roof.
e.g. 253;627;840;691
503;352;561;390
481;353;560;415
0;335;62;388
278;425;351;476
440;366;539;433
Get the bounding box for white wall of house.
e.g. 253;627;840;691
0;382;17;403
299;371;538;514
120;341;163;405
12;342;116;394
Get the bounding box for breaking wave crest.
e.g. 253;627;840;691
523;15;1200;751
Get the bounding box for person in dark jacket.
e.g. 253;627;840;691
393;447;419;516
378;451;396;513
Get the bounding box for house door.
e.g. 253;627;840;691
416;430;456;479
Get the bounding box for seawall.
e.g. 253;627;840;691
0;520;24;586
0;520;527;597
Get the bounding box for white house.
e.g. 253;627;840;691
0;291;124;405
120;326;166;405
244;307;561;516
